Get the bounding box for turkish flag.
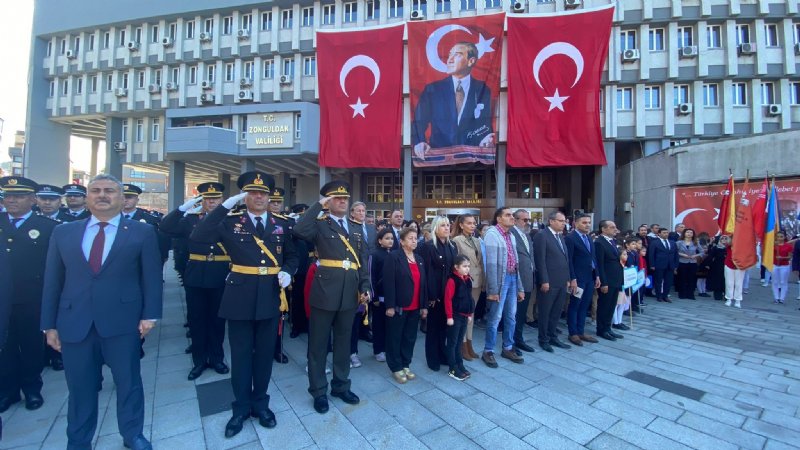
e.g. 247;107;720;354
506;6;614;167
317;25;404;169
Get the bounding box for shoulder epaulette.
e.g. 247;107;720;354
227;210;245;216
272;213;289;220
317;213;329;221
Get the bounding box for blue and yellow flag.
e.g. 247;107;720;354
761;182;779;271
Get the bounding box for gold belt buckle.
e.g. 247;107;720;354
258;266;269;275
206;254;215;262
342;260;352;270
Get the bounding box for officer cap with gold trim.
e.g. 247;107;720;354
269;187;286;202
1;176;39;194
123;184;143;196
36;184;65;198
197;182;225;198
320;180;351;198
62;184;87;196
291;203;309;214
237;171;275;193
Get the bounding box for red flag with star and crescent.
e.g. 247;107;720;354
317;24;404;169
506;5;614;167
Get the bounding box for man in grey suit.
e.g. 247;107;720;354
510;209;536;354
350;202;377;252
532;211;572;353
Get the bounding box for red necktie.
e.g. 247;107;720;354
89;222;108;274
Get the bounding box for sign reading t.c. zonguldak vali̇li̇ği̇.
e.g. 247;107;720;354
246;113;294;149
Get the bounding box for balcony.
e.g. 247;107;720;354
164;126;238;158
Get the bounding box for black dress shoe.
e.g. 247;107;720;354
225;414;248;438
290;330;301;339
253;409;277;428
515;341;535;353
359;330;374;343
0;395;21;413
188;364;207;380
25;393;44;410
549;339;571;349
527;320;539;328
274;352;289;364
313;395;329;414
609;330;624;339
539;342;554;353
613;323;630;331
428;364;440;372
51;358;64;371
599;332;617;341
331;390;360;405
212;362;230;374
123;434;153;450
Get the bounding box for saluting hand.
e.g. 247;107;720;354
178;195;202;212
222;192;247;209
319;196;334;208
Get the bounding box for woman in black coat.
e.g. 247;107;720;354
369;228;396;361
419;216;457;372
705;236;728;301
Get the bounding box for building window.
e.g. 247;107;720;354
620;29;636;51
703;83;719;107
795;23;800;44
506;173;550;199
343;2;358;23
225;63;234;81
764;24;779;47
106;74;113;91
263;60;275;79
135;119;144;142
283;58;295;77
732;82;748;106
119;29;127;45
154;69;162;86
241;13;252;31
62;79;69;96
436;0;450;13
281;10;293;29
171;68;179;83
90;75;98;93
207;65;216;82
735;24;750;45
302;7;314;27
761;82;775;105
295;113;301;139
151;118;160;142
222;16;233;35
790;82;800;105
240;115;248;140
616;87;633;110
73;37;81;54
204;18;214;34
47;41;53;56
135;27;142;43
121;122;128;141
644;86;661;110
648;28;665;51
243;61;254;79
706;25;722;49
677;26;693;47
461;0;476;11
49;81;55;97
121;73;129;89
303;56;316;76
188;66;197;84
137;71;145;88
599;89;604;111
151;25;159;43
103;32;110;49
367;175;404;202
186;20;195;39
169;23;177;39
673;84;690;106
485;0;501;8
411;0;426;14
59;39;66;55
367;1;380;19
89;34;95;51
389;0;403;18
323;5;336;25
261;12;273;31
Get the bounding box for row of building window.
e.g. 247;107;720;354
611;81;800;110
120;118;160;143
620;22;800;51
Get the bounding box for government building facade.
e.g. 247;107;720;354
24;0;800;225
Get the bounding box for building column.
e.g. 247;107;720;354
570;166;582;214
403;148;412;220
496;146;506;207
351;171;362;203
218;172;232;197
89;138;100;177
241;158;256;174
168;160;185;210
104;118;124;180
593;142;616;222
280;172;292;208
319;166;331;191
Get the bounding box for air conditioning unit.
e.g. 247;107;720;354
113;142;127;151
238;89;254;101
200;93;215;103
767;104;782;116
161;37;174;47
237;29;250;40
126;41;140;51
621;48;640;62
677;102;693;115
147;84;161;94
279;75;292;85
165;82;178;91
564;0;581;9
410;10;425;20
240;78;253;87
114;88;128;97
679;46;698;58
201;80;214;90
199;32;212;42
65;50;77;59
512;1;526;13
738;42;755;55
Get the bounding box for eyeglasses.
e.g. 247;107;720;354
520;218;531;223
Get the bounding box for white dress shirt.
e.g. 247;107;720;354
82;215;121;263
8;210;33;228
330;213;349;234
247;211;269;226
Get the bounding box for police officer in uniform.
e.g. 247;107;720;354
122;184;171;264
160;182;231;381
293;180;371;414
0;177;58;412
62;184;91;219
269;187;293;364
191;172;298;438
36;185;76;223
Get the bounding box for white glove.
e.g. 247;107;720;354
178;196;202;212
222;192;248;209
183;204;203;216
277;271;291;288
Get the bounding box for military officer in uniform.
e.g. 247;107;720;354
191;171;298;438
62;184;91;219
160;182;231;381
122;184;170;264
36;185;76;223
293;180;371;414
0;177;58;412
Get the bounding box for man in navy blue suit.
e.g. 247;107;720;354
412;42;495;160
41;174;163;450
565;213;601;346
649;227;679;303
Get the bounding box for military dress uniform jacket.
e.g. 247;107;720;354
0;213;58;305
126;208;171;262
159;208;230;289
190;205;299;321
40;210;78;223
292;202;370;312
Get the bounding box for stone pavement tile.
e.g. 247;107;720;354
273;374;318;418
201;411;259;450
365;424;428;449
736;360;789;376
697;374;762;395
151;398;202;441
347;365;397;396
297;406;372;450
583;368;660;397
153;369;198;407
392;372;436;396
742;417;800;447
462;372;526;405
590;397;657;427
511;397;602;445
254;407;314;450
722;367;792;392
94;434;127;449
646;417;738;450
735;392;798;415
607;420;692;450
370;388;445;437
536;375;605;404
698;392;764;419
472;425;531;449
526;385;618;430
679;338;745;355
593;344;654;364
458;392;541;438
158;335;190;358
521;426;586;450
586;433;644;450
337;397;398;437
417;425;481;450
503;359;552;383
156;352;193;375
764;440;800;450
414;388;496;440
228;442;263;449
676;412;766;450
153;429;207;449
423;370;481;400
534;352;597;376
759;411;800;435
483;368;538;393
38;414;69;449
585;380;683;420
556;350;641;376
651;391;747;427
649;359;717;381
647;371;740;399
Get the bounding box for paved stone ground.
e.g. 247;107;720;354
2;267;800;450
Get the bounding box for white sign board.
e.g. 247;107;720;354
246;113;294;149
